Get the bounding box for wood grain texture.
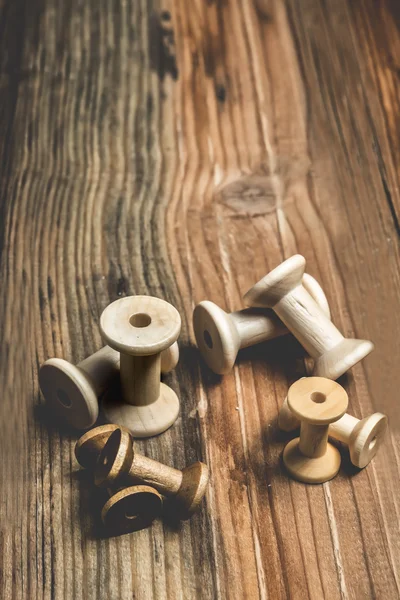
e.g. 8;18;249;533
0;0;399;598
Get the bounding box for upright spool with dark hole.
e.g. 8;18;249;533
100;295;181;438
283;377;348;483
279;394;387;468
39;341;179;430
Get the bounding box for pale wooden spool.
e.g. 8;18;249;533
39;342;179;430
244;255;374;380
279;395;387;469
193;273;330;374
282;377;348;483
100;296;181;438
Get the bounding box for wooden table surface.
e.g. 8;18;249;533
1;0;399;598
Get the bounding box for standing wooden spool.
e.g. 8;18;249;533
283;377;348;483
100;295;181;438
279;394;387;469
39;343;179;430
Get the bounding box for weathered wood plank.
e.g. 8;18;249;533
0;0;399;598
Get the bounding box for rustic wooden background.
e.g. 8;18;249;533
0;0;399;598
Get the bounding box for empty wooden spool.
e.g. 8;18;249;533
39;342;179;430
74;426;163;533
279;393;387;468
100;295;181;437
282;377;348;483
95;428;209;518
193;273;331;374
244;255;374;380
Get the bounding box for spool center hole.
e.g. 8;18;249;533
204;330;213;349
369;436;377;451
129;313;152;328
56;389;72;408
125;511;138;520
310;391;326;404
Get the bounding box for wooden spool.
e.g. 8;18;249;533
39;342;179;430
193;273;330;374
244;255;374;380
282;377;348;483
100;295;181;438
95;428;209;518
279;394;387;468
75;426;163;533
